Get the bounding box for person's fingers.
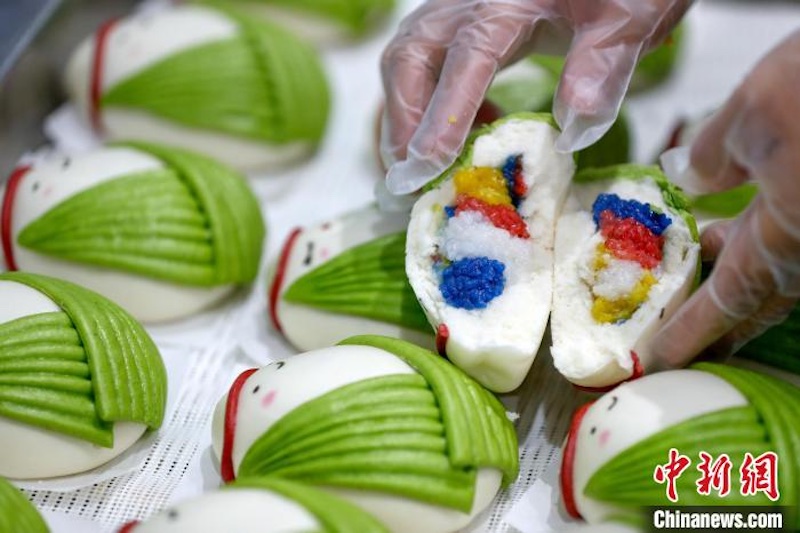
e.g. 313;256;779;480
379;0;467;168
699;219;732;262
386;2;542;194
554;0;691;152
703;293;796;358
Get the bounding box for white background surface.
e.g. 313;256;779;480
14;0;800;531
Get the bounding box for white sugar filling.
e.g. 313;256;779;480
591;258;648;301
440;210;537;285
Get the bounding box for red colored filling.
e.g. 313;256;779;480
1;165;31;271
560;400;596;520
435;323;449;356
221;368;258;483
599;210;663;269
268;228;302;334
90;19;118;133
456;195;530;239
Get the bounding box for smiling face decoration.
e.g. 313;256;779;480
0;143;264;322
211;335;519;533
120;477;389;533
64;5;330;171
561;364;800;526
269;204;432;352
0;272;167;479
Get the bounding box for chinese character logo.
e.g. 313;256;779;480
740;451;780;501
696;451;732;497
653;448;692;502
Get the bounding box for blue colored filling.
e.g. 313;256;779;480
501;154;523;207
440;257;505;310
591;193;672;235
444;205;456;218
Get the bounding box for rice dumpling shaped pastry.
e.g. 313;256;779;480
551;165;700;391
211;335;519;533
561;364;799;528
64;5;330;171
406;113;575;393
0;272;167;479
0;476;48;532
269;204;432;352
189;0;396;44
0;143;265;323
118;477;389;533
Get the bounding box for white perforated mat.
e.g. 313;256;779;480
13;1;800;531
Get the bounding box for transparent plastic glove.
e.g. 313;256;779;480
380;0;691;194
653;30;800;367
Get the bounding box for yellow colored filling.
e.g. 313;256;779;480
453;167;511;206
592;271;657;323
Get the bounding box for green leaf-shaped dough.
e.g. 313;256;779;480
18;143;264;287
283;232;430;333
0;272;167;447
0;477;48;533
102;13;329;144
239;335;518;512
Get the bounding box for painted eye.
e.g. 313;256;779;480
590;426;597;435
303;242;315;266
62;157;71;169
275;361;285;370
167;509;179;521
252;385;260;394
32;182;40;192
608;396;618;411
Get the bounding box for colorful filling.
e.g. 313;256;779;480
440;257;505;310
435;154;529;310
589;193;672;323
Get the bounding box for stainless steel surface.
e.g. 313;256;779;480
0;0;137;176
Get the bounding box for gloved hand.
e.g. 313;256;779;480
653;29;800;367
380;0;692;194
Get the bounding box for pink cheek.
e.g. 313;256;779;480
599;429;611;448
260;390;277;409
319;248;330;260
42;186;53;198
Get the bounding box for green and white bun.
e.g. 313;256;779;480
211;336;518;533
189;0;395;44
269;204;432;351
551;165;700;389
561;364;799;526
1;144;265;323
0;476;48;532
64;6;330;171
0;272;166;479
406;113;574;393
123;477;388;533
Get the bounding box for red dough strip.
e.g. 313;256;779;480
560;400;596;520
268;228;302;333
1;165;31;271
572;351;644;394
90;19;118;133
435;323;449;357
221;368;258;483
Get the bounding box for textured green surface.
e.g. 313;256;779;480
283;232;430;333
102;14;329;144
18;144;264;287
196;0;395;35
232;477;389;532
0;272;166;447
0;476;48;533
586;364;799;526
239;335;518;512
738;304;800;374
